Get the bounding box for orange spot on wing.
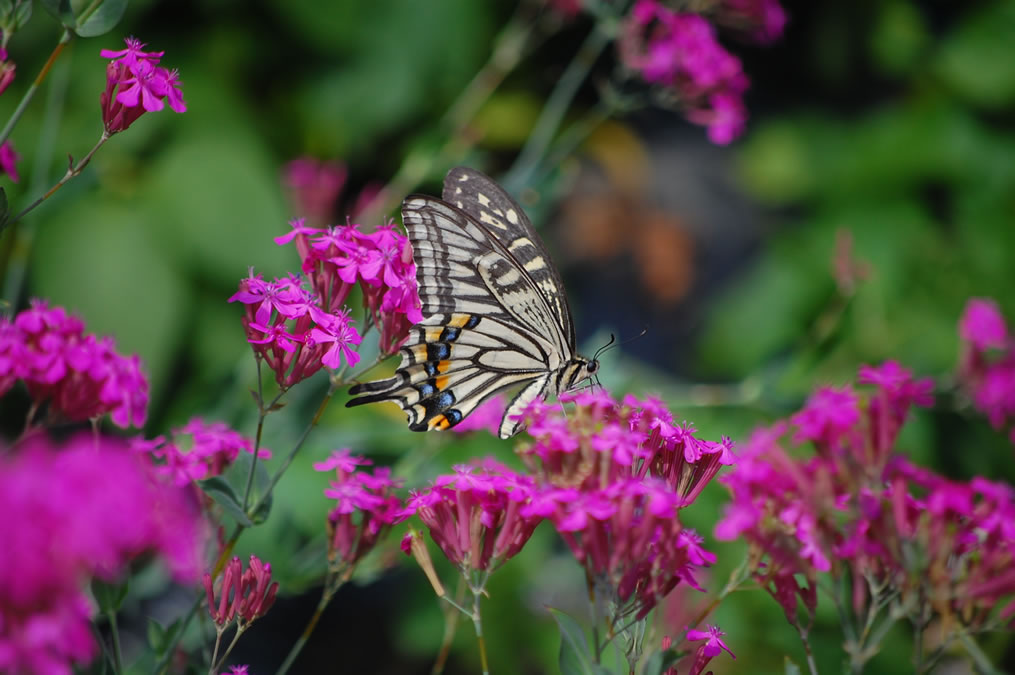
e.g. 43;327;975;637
448;313;472;328
435;375;450;390
428;414;450;430
425;327;443;342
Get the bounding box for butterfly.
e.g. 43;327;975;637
346;167;600;439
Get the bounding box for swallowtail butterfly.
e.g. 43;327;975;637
346;167;599;439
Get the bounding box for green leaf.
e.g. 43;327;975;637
13;0;31;29
75;0;126;37
92;578;128;612
0;187;8;229
199;476;254;527
147;618;181;657
0;1;12;17
640;648;682;675
38;0;73;25
549;607;596;675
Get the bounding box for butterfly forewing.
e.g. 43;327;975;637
347;167;590;439
443;167;576;351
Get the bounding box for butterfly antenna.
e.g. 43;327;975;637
593;333;617;362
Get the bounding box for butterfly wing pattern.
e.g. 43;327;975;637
346;167;597;439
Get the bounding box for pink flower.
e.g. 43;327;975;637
790;385;860;450
0;299;149;429
0;434;204;673
229;274;363;388
132;418;268;486
961;298;1008;351
619;2;752;144
401;464;543;574
0;48;16;97
283;158;347;226
320;456;402;569
0;140;19;182
100;37;185;134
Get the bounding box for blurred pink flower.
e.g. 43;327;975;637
0;299;149;429
0;434;204;673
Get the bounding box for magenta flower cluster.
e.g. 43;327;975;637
716;360;1015;629
229;270;363;388
0;299;149;429
619;0;785;144
402;390;736;651
204;555;278;627
100;37;185;134
959;297;1015;444
400;462;545;575
277;218;423;353
230;217;422;387
130;417;269;486
0;435;204;674
315;449;402;572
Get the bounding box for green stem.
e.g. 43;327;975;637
359;4;541;224
211;625;245;674
106;608;123;674
470;587;490;675
247;386;334;519
276;575;344;675
504;21;612;193
242;359;270;510
0;29;72;147
0;40;72;304
3;131;112;234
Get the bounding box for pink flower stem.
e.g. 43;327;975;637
4;131;111;231
0;29;72;148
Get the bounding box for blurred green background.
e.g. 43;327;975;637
2;0;1014;672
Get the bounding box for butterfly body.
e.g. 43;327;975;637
347;167;597;439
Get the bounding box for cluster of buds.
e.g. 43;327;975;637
0;299;149;429
100;37;185;134
204;555;278;628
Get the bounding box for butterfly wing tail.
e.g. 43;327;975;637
346;375;406;404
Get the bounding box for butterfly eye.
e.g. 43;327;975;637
587;360;599;375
